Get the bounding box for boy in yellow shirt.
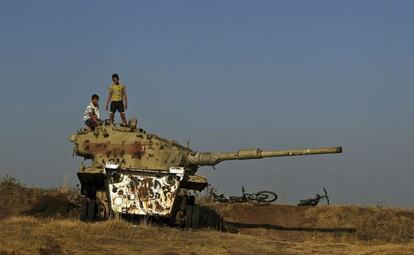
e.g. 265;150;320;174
105;73;128;125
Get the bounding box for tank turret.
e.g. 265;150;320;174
70;119;342;227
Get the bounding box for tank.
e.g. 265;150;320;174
70;118;342;227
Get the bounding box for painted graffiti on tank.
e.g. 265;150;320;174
108;170;183;216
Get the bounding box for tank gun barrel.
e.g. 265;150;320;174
187;146;342;166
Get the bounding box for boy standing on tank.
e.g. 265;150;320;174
105;73;128;126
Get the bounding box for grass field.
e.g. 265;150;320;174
0;176;413;255
0;216;414;255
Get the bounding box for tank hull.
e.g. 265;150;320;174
77;165;209;224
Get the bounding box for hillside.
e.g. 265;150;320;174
0;177;413;255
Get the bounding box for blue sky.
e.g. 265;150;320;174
0;1;413;206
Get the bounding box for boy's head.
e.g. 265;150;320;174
91;94;99;106
112;73;120;85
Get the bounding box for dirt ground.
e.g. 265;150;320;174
1;177;414;255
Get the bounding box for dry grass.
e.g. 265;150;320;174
0;216;414;255
1;177;414;254
303;205;414;242
0;176;80;219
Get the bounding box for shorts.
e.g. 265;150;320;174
110;101;125;113
85;118;98;129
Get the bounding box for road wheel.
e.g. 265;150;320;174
87;199;96;221
191;206;200;229
80;198;88;221
185;205;193;228
199;206;223;231
96;199;109;220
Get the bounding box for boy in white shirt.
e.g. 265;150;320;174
84;94;102;131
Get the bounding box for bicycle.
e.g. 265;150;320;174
297;187;330;207
211;186;277;205
229;186;277;205
210;192;231;203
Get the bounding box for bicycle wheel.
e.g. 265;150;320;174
254;191;278;204
323;187;330;205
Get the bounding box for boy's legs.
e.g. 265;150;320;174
85;119;96;131
110;101;127;125
120;112;127;125
116;101;127;125
109;112;115;123
109;101;117;123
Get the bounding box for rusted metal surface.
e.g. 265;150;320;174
81;141;146;158
107;168;184;216
71;126;189;171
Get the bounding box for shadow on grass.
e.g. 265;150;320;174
227;221;356;233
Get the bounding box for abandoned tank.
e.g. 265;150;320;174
70;118;342;227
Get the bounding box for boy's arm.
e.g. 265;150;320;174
105;91;112;111
87;107;100;124
89;113;99;124
123;87;128;110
